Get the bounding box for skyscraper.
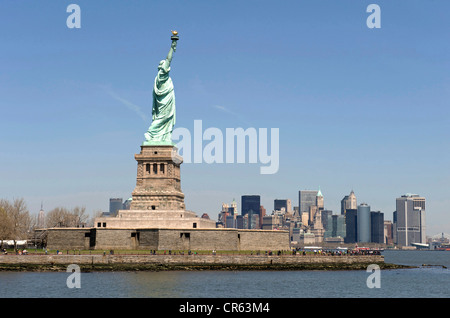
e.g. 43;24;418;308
344;209;357;243
109;198;123;216
357;203;371;243
229;199;238;215
395;194;426;246
324;214;346;239
259;205;266;229
341;190;357;215
316;187;324;210
37;203;45;228
384;220;394;245
299;190;318;214
274;199;292;213
370;211;384;243
241;195;260;217
321;210;333;231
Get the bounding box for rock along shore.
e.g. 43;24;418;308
0;254;411;272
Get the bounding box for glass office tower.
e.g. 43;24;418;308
357;203;371;243
395;194;426;246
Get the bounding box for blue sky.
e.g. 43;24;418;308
1;1;449;235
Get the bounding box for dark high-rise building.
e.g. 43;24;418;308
345;209;357;243
274;199;292;213
371;211;384;243
393;211;397;244
321;210;333;231
241;195;260;217
109;198;123;216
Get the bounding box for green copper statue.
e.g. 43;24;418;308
143;31;179;146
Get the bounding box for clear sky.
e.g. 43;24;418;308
1;1;449;236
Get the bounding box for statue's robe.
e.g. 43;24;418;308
145;59;175;144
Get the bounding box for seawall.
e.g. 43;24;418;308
0;254;405;271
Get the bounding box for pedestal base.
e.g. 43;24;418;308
130;145;185;211
95;209;216;229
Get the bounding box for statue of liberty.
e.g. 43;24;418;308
143;31;179;145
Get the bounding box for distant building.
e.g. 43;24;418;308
308;205;318;226
341;190;357;215
248;210;260;229
316;187;324;211
217;203;229;227
274;199;292;213
229;199;238;215
299;190;318;214
370;211;384;243
242;195;260;216
37;203;45;228
262;214;283;230
301;212;309;226
226;215;236;228
122;198;132;210
321;210;333;231
384;220;394;245
242;195;260;229
395;194;426;246
259;205;266;229
324;214;346;239
109;198;123;216
218;199;238;228
310;209;324;243
201;213;211;220
292;227;302;243
345;209;357;243
357;203;371;243
392;210;397;244
236;214;247;229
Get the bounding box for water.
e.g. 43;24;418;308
0;250;449;298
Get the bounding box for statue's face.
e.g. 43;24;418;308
158;60;165;70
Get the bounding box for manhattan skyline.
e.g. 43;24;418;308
0;1;449;235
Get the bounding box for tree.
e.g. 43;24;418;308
0;201;12;249
0;198;31;249
46;206;89;228
45;207;71;228
71;206;89;227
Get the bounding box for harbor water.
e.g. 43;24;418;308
0;250;449;298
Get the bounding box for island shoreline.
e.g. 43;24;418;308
0;254;412;272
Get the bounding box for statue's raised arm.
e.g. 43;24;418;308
167;40;177;63
165;31;179;66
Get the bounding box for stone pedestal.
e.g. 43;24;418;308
130;145;185;211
